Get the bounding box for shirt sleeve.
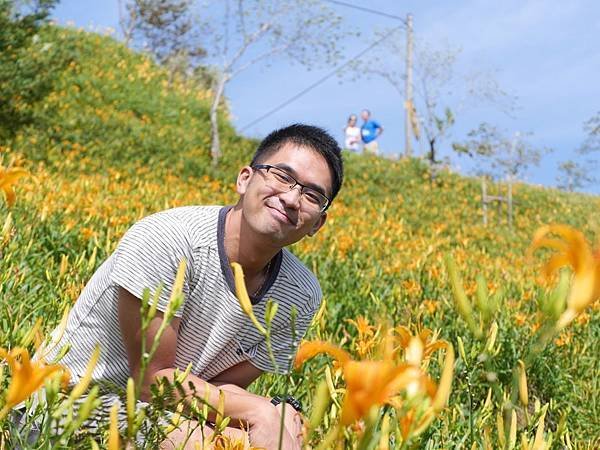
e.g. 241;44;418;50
110;212;195;318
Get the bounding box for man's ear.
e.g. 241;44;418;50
236;166;253;195
308;212;327;236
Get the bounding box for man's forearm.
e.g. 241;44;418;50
150;368;274;427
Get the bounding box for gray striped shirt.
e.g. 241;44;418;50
44;205;322;389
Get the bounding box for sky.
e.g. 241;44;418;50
51;0;600;194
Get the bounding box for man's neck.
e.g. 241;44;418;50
223;205;280;278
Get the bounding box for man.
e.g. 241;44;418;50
43;124;344;449
360;109;383;155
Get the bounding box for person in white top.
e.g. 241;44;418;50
343;114;362;152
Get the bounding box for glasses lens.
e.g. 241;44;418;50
302;189;328;211
259;166;329;212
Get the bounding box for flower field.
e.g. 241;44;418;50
0;25;599;448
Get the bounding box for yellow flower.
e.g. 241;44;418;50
0;347;68;419
530;225;600;329
0;166;29;207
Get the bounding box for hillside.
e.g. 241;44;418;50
1;25;599;446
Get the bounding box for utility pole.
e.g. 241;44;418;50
404;13;413;157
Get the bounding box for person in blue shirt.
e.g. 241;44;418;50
360;109;383;155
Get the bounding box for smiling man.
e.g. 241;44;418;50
44;124;343;449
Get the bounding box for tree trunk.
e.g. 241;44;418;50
210;75;227;166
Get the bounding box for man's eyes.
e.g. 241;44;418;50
304;191;323;204
272;170;294;184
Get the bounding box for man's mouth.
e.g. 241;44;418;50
267;205;296;225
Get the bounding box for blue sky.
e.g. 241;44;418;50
52;0;599;193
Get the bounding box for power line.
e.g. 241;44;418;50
323;0;407;24
240;24;404;132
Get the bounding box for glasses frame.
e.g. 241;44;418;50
251;164;331;213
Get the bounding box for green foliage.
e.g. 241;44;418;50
0;0;63;139
5;25;251;174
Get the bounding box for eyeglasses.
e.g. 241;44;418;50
252;164;331;213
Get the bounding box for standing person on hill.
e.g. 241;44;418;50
360;109;383;155
41;124;344;450
343;113;362;152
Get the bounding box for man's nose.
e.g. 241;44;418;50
278;185;302;209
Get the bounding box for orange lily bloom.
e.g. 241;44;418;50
531;225;600;329
0;347;68;419
295;329;454;428
0;166;29;207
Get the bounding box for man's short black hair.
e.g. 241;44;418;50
251;124;344;202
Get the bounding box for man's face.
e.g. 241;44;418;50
236;143;332;247
361;110;370;121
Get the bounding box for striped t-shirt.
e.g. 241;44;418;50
44;205;322;389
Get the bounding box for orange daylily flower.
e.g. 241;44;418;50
295;329;454;428
530;225;600;329
347;316;379;358
0;166;29;207
346;316;377;338
395;326;448;361
0;347;68;419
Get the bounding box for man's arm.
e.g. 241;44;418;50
211;369;304;450
117;287;296;449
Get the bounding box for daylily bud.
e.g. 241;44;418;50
496;412;506;448
1;212;12;245
215;389;226;430
308;380;331;432
325;365;338;402
174;362;193;384
66;345;100;404
127;377;136;432
87;246;97;271
508;409;517;450
517;360;529;407
165;259;187;318
108;402;120;450
475;274;490;320
432;343;455;412
485;322;498;354
532;405;548;450
59;254;69;279
265;298;279;325
74;385;100;427
457;336;467;363
445;255;481;338
231;262;266;335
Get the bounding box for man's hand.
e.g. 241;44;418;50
276;402;304;449
247;402;299;450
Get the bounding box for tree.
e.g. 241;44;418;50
556;111;600;191
118;0;206;81
580;111;600;154
348;31;514;167
122;0;345;165
452;123;550;182
556;160;595;192
0;0;62;139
